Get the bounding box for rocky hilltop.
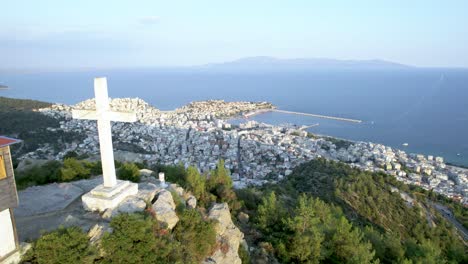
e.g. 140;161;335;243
15;170;244;264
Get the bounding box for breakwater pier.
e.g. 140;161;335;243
273;109;362;123
245;108;362;123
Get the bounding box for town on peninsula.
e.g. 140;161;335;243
27;97;466;205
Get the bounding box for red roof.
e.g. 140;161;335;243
0;136;21;147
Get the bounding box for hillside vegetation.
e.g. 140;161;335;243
236;158;467;263
0;97;84;159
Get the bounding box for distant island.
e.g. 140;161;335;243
0;84;8;89
200;56;413;70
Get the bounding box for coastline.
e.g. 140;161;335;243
6;96;467;204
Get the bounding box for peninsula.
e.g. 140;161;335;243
25;97;467;205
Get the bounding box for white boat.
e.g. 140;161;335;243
402;143;409;147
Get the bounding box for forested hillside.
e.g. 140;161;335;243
0;97;84;159
236;158;467;263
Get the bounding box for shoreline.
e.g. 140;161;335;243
242;109;466;168
9;96;468;204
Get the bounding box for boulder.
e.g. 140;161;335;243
237;212;250;224
186;195;197;209
116;196;147;214
139;169;154;177
204;203;244;264
155;190;176;210
169;183;184;197
136;182;161;202
88;223;112;246
152;190;179;229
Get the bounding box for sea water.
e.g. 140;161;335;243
1;68;467;166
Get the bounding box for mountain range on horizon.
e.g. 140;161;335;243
200;56;414;70
5;56;466;74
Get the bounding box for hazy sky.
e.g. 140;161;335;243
2;0;467;69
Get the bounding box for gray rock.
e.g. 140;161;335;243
237;212;249;224
155;190;176;210
88;223;112;246
136;182;162;202
169;184;184;197
204;203;244;264
117;196;147;214
186;195;197;209
152;190;179;229
15;183;84;217
71;177;103;192
139;169;154;177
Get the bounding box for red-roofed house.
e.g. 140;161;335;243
0;136;21;262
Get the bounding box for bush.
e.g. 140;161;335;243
173;209;217;263
155;163;187;186
117;163;141;183
235;188;261;211
22;227;96;264
238;244;251;264
171;190;186;214
15;160;61;189
59;158;91;182
86;160;103;176
101;213;179;263
185;166;206;200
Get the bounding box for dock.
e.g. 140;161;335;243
273;109;362;123
299;123;320;130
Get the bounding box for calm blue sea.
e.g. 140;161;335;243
1;68;467;166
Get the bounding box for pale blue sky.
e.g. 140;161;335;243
1;0;467;68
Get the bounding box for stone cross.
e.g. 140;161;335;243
72;77;136;188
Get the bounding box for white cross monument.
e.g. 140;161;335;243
72;77;138;212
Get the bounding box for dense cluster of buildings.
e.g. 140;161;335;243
30;98;468;205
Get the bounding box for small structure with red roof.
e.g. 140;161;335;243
0;136;21;261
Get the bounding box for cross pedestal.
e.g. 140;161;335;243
72;77;138;212
81;180;138;211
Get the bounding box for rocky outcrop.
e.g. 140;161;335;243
204;203;244;264
101;181;161;220
88;223;112;246
152;190;179;229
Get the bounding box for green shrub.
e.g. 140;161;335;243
85;160;102;176
238;244;251;264
235;188;261;211
59;158;91;182
206;160;241;213
22;227;96;264
186;166;206;200
117;163;141;183
171;190;186;214
155;163;187;186
15;160;61;189
173;209;217;263
101;213;180;263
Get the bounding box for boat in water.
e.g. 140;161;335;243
402;143;409;147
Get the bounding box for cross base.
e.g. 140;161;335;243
82;180;138;212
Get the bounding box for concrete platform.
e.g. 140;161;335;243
15;183;84;217
82;180;138;212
